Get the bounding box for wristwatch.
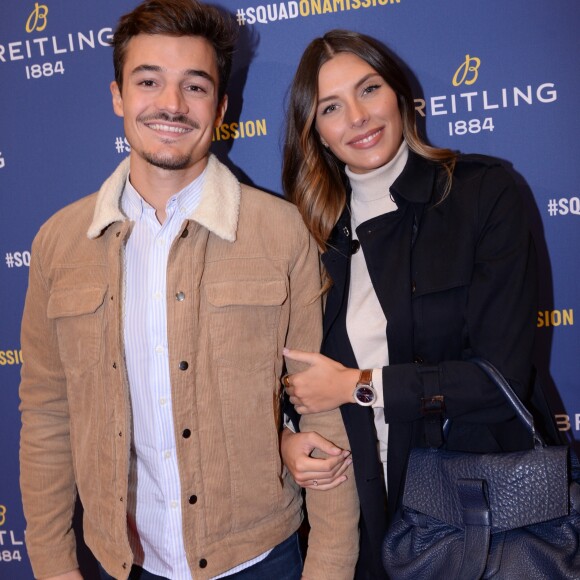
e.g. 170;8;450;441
353;369;377;406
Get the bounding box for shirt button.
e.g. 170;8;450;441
189;495;198;505
199;559;207;569
155;345;164;353
176;291;185;301
179;361;189;371
164;450;171;459
153;291;162;300
157;238;165;246
159;397;167;406
170;500;178;509
182;429;192;438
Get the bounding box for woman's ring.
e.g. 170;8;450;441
313;480;318;487
282;374;291;388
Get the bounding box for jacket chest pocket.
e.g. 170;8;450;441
205;279;287;372
47;285;108;373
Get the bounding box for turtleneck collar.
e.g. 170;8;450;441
346;140;409;203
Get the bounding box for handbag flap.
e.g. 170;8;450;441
402;446;570;531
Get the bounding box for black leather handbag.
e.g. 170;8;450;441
382;358;580;579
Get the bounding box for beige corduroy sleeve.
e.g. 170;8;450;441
284;218;359;580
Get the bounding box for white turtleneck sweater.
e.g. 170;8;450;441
345;140;409;481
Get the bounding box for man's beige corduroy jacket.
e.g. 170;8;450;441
19;155;359;580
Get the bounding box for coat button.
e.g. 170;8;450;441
181;228;189;238
411;280;416;293
179;361;189;370
182;429;192;438
350;240;360;255
199;559;207;568
176;291;185;301
189;495;198;504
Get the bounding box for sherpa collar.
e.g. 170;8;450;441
87;154;241;242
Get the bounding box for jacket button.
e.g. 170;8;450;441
350;240;360;255
189;495;197;504
179;361;189;370
176;291;185;301
182;429;192;438
181;228;189;238
414;355;424;364
411;280;416;293
199;559;207;568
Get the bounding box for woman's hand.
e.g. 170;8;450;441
283;348;359;414
280;428;352;490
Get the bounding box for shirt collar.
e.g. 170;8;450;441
121;166;207;222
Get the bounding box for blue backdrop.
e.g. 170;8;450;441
1;0;579;577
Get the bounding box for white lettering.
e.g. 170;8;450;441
430;96;447;116
482;90;499;110
10;531;23;546
459;92;477;112
537;82;557;103
288;1;299;17
8;42;24;61
513;85;533;106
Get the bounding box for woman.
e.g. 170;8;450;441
280;30;537;578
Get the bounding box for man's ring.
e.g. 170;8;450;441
313;480;318;487
282;374;290;389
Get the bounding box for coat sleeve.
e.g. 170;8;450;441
19;231;79;578
383;164;538;428
283;215;359;579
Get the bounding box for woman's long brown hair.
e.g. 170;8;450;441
282;29;456;252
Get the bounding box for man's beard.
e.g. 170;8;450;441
141;149;192;171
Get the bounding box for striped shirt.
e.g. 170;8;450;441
122;170;269;579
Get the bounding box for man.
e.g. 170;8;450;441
18;1;358;579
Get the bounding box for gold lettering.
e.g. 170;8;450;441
452;55;481;87
25;3;49;33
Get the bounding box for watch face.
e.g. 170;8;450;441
356;386;376;405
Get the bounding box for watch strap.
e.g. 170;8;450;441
358;368;373;387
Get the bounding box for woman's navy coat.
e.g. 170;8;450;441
321;151;538;579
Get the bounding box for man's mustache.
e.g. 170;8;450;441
138;112;200;130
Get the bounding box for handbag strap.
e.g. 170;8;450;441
456;478;491;580
471;358;544;447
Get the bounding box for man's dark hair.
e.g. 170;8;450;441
111;0;238;102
